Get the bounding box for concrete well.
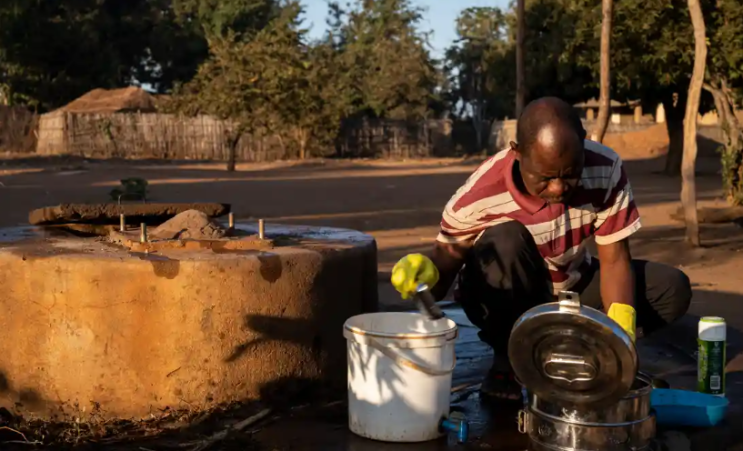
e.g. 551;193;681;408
0;223;378;420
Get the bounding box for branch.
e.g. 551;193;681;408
186;408;272;451
702;82;719;94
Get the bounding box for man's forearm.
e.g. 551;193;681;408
600;260;634;311
429;241;469;301
597;239;635;311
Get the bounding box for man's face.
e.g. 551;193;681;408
512;129;584;204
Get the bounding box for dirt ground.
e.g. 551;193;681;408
0;125;740;303
2;125;743;449
0;124;736;295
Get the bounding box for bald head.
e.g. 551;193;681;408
516;97;587;157
510;97;587;204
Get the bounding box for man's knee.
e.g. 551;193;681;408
474;221;535;261
663;267;692;322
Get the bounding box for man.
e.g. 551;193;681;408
391;97;692;400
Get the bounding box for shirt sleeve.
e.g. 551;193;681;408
593;158;642;245
436;196;485;244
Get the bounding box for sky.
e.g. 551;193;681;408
300;0;510;57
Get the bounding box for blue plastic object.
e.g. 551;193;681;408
651;388;730;427
440;413;469;443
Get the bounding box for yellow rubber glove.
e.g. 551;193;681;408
390;253;440;299
608;303;637;342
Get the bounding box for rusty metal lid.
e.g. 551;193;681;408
508;291;638;407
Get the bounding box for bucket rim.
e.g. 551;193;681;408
344;312;458;340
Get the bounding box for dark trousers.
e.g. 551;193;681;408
457;221;692;357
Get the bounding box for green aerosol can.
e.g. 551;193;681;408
698;316;726;396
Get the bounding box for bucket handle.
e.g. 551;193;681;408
366;337;456;376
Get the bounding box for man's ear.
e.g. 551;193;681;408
509;141;520;160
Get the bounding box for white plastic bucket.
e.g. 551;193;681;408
343;312;458;442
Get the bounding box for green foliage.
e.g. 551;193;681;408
330;0;441;120
166;2;351;158
445;0;597;121
720;136;743;204
0;0;154;110
167;0;441;159
2;0;743;171
172;0;280;40
703;0;743;202
445;7;510;119
0;0;283;110
708;0;743;90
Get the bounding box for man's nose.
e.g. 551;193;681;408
548;178;567;196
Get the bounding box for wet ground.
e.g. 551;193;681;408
3;303;736;451
247;306;741;451
251;306;528;451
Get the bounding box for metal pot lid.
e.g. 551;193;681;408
508;291;638;408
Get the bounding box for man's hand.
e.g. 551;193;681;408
390;241;471;301
391;254;440;299
596;238;636;341
608;303;637;342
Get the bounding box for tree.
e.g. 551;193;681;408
172;0;280;40
165;4;301;170
0;0;283;108
139;0;282;93
703;0;743;204
681;0;707;246
332;0;440;121
563;0;698;175
515;0;526;117
446;7;508;151
276;35;352;160
130;0;211;93
593;0;613;143
166;2;351;168
0;0;157;110
443;0;595;124
511;0;595;104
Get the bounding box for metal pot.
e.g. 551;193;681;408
509;291;639;408
520;374;656;451
529;372;653;424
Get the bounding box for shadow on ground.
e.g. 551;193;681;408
0;152;725;233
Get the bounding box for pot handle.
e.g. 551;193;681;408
517;410;528;434
557;291;581;312
366;337;456;376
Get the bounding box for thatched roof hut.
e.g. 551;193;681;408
574;98;641;110
58;87;157;114
36;87;161;157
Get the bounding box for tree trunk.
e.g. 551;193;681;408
681;0;707;247
470;58;484;152
704;80;743;203
226;126;244;172
298;128;309;160
227;141;237;172
663;92;687;176
226;137;238;172
593;0;613;143
515;0;526;117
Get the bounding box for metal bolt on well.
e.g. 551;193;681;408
228;212;235;229
258;219;265;240
140;223;148;243
119;214;126;232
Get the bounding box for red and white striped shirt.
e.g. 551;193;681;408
438;140;641;294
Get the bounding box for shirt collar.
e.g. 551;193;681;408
504;150;548;215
